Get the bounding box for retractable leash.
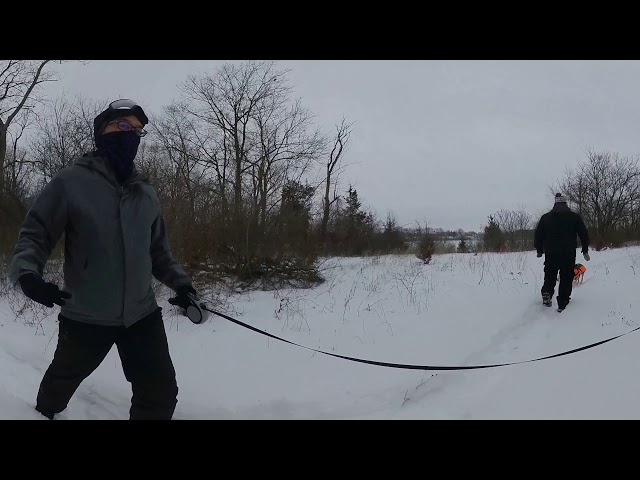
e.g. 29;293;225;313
181;304;640;372
186;294;210;324
170;293;210;324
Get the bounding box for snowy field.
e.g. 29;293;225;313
2;246;640;420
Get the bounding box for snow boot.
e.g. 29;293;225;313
557;296;570;312
35;405;55;420
542;292;552;307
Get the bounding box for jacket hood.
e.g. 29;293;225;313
551;202;571;213
74;151;147;187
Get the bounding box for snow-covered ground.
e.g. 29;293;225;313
2;247;639;419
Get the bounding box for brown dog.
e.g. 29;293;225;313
574;263;586;284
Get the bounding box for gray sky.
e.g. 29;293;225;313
39;60;640;232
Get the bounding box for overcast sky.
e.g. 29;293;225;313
39;60;640;232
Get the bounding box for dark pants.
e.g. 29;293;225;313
541;251;576;308
36;307;178;420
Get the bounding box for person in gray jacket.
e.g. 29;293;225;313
9;99;196;420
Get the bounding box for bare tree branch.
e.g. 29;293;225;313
557;148;640;249
319;117;354;246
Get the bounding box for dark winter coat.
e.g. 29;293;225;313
534;203;590;255
9;152;192;327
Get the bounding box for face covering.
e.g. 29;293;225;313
95;131;141;183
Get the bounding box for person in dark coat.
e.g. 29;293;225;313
534;193;590;311
9;99;197;420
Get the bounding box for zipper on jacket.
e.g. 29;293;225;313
119;186;126;321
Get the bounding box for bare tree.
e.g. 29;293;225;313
494;209;516;250
180;61;287;248
320;118;353;246
494;208;532;251
26;94;103;187
151;105;212;264
252;93;324;242
513;208;532;250
557;148;640;249
160;99;234;242
0;112;35;249
175;60;333;283
0;60;56;193
135;142;172;195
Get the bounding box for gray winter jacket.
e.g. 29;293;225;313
9;152;192;327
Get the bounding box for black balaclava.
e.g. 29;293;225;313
95;130;141;183
93;99;148;184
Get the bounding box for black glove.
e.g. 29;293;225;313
19;273;71;308
168;285;197;312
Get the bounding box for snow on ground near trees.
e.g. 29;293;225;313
2;247;640;419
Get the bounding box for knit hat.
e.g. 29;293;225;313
554;193;567;204
93;99;149;144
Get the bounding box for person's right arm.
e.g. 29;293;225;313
576;213;590;260
9;172;68;287
576;214;589;254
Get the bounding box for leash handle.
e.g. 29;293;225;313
169;294;210;324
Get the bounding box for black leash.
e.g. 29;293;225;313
203;307;640;371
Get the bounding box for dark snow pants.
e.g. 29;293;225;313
36;307;178;420
541;250;576;308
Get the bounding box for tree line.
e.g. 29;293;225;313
1;61;633;289
0;60;412;289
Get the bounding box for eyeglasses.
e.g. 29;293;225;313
107;119;148;137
